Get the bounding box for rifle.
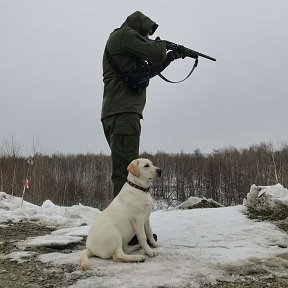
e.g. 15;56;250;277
156;38;216;83
162;39;216;62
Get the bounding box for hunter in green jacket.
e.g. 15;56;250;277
101;11;185;197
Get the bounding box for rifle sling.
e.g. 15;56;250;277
105;45;198;85
158;58;198;83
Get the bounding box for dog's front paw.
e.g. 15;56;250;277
145;247;158;257
149;240;158;248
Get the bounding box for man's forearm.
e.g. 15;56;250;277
149;54;173;78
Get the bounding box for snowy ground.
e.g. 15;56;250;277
1;186;288;287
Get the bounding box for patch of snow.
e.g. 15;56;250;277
3;251;36;263
0;192;100;227
18;235;83;249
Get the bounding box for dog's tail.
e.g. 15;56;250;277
80;248;93;271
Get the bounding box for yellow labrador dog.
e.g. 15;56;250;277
80;158;161;270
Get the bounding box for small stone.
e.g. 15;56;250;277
0;270;8;274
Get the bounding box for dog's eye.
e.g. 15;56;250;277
144;164;149;168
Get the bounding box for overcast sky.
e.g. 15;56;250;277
1;0;287;156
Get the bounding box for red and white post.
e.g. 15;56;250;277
20;158;33;209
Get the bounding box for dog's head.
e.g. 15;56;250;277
127;158;161;182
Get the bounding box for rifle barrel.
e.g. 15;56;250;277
186;48;216;62
163;40;216;62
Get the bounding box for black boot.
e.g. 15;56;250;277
128;233;157;246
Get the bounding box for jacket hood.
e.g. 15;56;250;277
121;11;158;36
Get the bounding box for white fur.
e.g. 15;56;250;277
80;158;161;270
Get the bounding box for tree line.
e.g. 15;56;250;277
1;142;287;209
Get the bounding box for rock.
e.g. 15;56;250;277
177;196;223;209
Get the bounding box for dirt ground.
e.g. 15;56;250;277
1;220;288;288
0;222;89;288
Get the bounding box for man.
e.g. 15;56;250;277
101;11;185;197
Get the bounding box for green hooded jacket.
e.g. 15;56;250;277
101;11;171;120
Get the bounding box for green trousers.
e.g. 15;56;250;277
102;113;141;197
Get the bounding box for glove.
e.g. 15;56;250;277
167;49;186;61
177;45;187;59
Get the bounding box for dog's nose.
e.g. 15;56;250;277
157;168;162;176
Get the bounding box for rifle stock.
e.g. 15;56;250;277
162;40;216;62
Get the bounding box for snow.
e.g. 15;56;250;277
0;192;100;227
18;235;83;249
245;183;288;209
258;183;288;206
176;196;223;209
1;186;288;288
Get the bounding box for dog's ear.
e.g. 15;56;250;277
127;160;140;177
